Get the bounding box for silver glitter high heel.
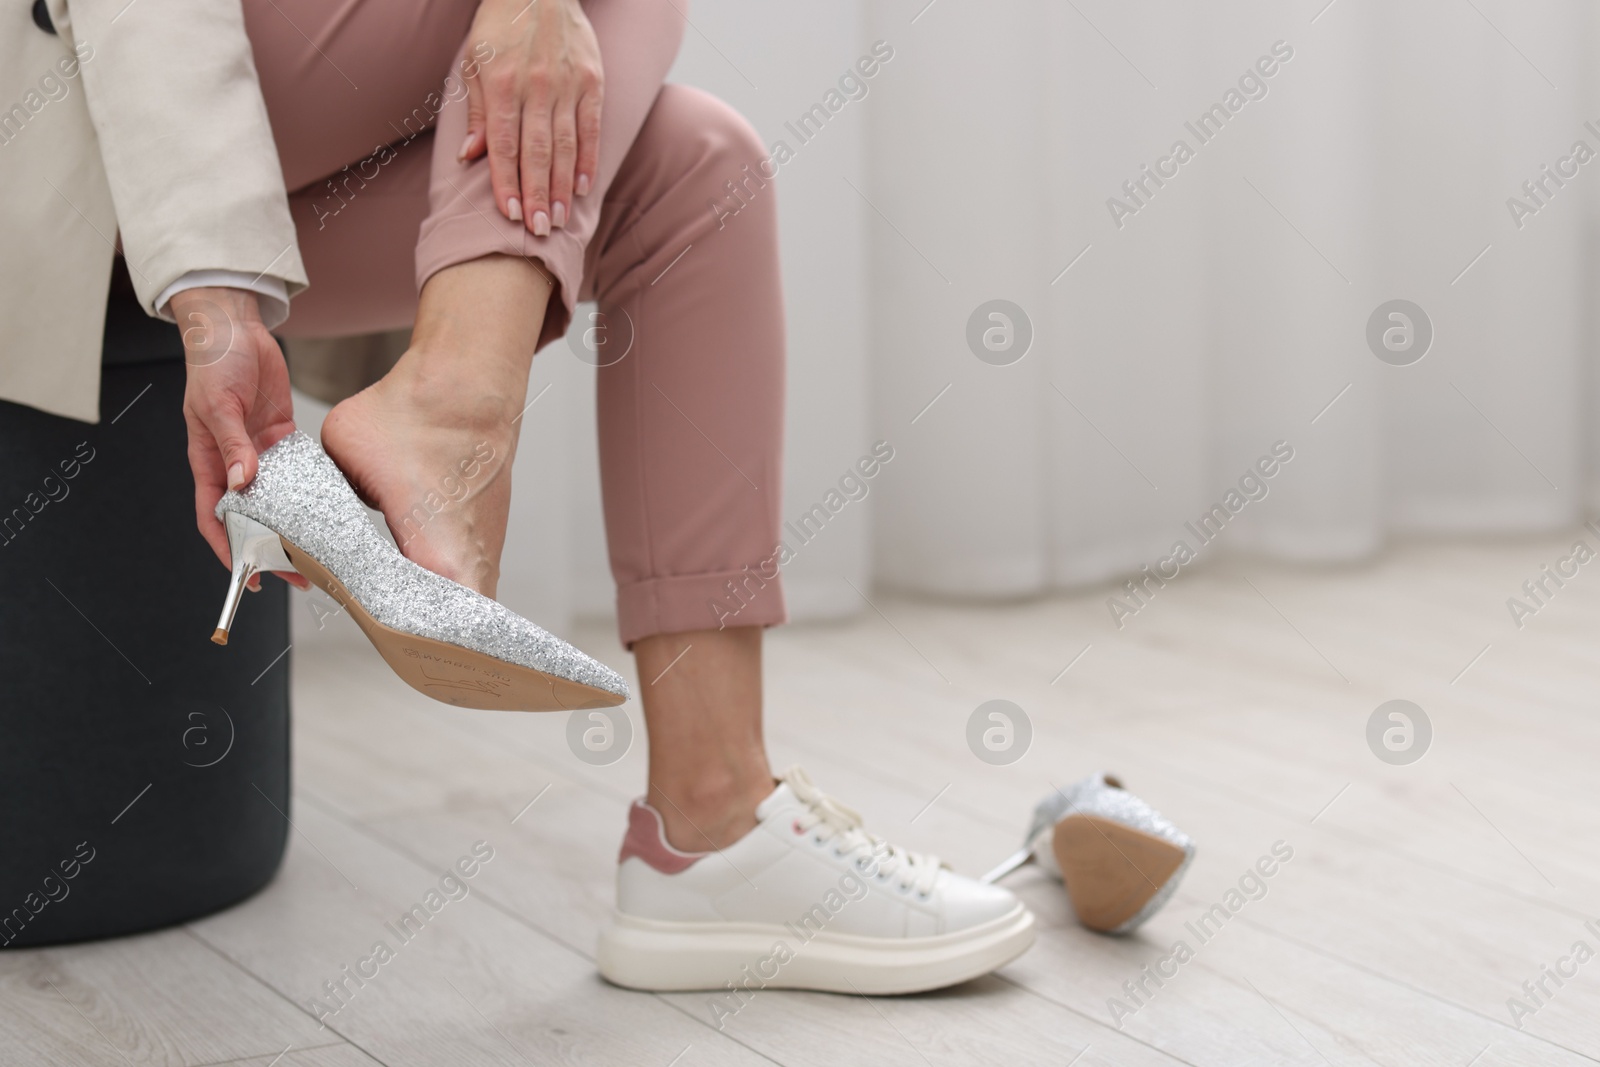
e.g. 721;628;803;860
211;431;629;712
982;773;1194;934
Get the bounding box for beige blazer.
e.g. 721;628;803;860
0;0;306;423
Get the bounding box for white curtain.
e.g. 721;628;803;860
863;0;1597;604
298;1;1600;638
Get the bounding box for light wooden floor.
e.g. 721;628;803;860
8;532;1600;1066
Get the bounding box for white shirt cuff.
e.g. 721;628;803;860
155;270;291;330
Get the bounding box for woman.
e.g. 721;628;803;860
3;0;1034;989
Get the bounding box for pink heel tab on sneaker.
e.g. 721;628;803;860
618;799;705;873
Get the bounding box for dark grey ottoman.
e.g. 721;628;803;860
0;265;292;947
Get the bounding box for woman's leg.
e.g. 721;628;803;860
250;0;785;847
590;118;1032;987
311;0;687;594
634;628;771;849
582;85;789;849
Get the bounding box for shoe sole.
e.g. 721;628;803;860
1052;814;1188;933
281;538;623;712
596;903;1035;994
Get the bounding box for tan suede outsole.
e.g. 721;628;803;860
1052;814;1189;932
283;540;623;712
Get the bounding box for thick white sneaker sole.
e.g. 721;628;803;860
597;901;1035;994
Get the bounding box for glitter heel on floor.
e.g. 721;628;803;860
983;773;1195;934
211;431;629;711
1030;773;1195;934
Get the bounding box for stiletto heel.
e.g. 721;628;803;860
212;511;297;646
211;431;628;711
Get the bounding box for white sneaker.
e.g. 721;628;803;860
597;766;1035;996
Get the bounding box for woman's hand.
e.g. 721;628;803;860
460;0;603;236
175;286;308;589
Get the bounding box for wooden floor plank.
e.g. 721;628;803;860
0;927;334;1067
198;1043;376;1067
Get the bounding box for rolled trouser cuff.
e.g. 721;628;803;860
616;569;789;649
413;213;585;350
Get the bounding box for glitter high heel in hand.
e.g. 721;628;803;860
210;431;629;711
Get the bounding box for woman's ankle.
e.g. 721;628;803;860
408;254;553;379
382;344;530;432
649;760;774;852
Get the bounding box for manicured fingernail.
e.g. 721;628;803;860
457;133;475;162
576;173;590;196
532;210;550;236
227;463;245;490
551;201;567;228
507;197;522;222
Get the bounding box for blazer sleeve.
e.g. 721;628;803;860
55;0;308;319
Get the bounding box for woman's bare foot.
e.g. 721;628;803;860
320;361;517;595
319;255;552;598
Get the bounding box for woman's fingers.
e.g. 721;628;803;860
574;86;602;198
484;67;526;221
190;400;256;569
186;422;233;571
519;75;554;235
186;371;259;496
460;65;488;163
549;94;578;228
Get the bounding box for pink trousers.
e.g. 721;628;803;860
239;0;787;646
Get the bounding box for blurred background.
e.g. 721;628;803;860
294;0;1600;632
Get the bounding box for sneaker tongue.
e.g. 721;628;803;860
754;780;795;822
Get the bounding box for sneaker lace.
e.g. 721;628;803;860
781;766;942;897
